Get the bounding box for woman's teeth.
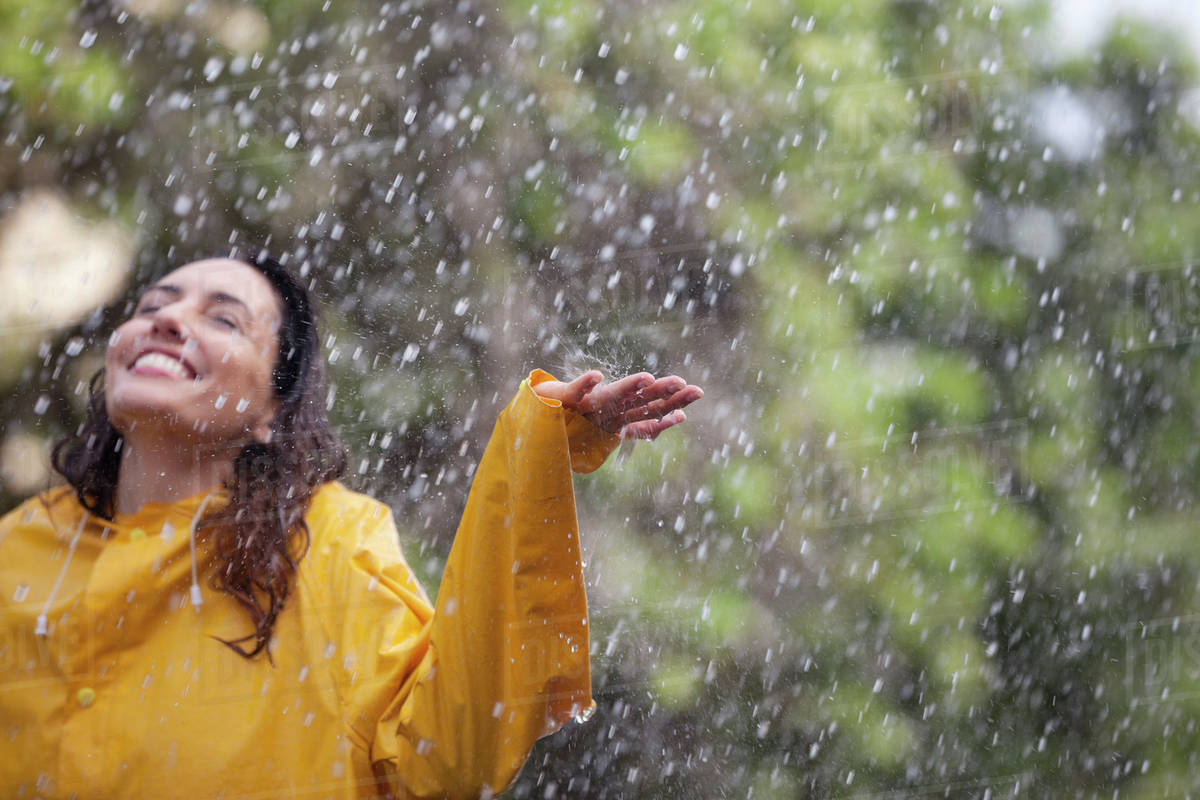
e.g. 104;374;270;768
133;352;192;378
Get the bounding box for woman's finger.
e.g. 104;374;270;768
611;376;688;415
568;372;703;434
582;372;655;416
559;370;604;409
612;383;703;425
533;371;604;409
620;410;687;440
589;374;690;419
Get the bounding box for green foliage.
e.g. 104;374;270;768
0;0;132;126
624;120;697;183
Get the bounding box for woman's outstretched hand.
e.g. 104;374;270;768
533;370;704;441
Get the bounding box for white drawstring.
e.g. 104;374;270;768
36;492;217;636
188;493;217;610
35;512;89;637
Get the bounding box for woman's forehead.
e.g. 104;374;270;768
154;259;283;321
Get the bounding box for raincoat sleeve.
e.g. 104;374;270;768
326;370;620;799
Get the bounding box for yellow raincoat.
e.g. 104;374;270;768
0;371;619;798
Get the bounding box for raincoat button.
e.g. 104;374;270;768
129;527;146;542
76;687;96;708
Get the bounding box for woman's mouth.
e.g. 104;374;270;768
130;351;197;379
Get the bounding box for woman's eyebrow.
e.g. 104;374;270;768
143;282;182;298
208;291;251;313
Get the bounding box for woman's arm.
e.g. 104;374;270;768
336;369;698;797
333;370;700;798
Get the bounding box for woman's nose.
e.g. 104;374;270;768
148;303;192;341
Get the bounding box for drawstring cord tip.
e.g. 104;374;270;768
187;492;215;613
34;615;48;637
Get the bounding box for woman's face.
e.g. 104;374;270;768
105;259;283;446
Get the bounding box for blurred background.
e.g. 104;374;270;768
3;0;1200;796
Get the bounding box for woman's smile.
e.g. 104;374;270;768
128;348;198;380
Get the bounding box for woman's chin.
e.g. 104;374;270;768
109;406;183;436
111;406;256;450
108;395;197;435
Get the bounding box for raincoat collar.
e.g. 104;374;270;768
109;486;230;532
35;485;228;636
40;484;229;538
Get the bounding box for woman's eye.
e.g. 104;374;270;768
212;316;239;330
137;305;159;315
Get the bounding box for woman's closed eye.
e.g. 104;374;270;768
210;314;240;330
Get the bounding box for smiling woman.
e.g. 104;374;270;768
0;252;702;798
50;256;348;662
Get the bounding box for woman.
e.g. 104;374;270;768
0;253;702;798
